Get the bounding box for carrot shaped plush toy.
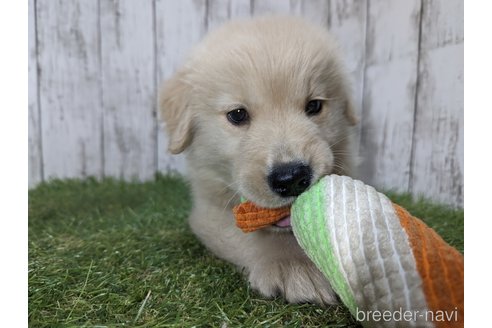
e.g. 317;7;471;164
233;175;464;328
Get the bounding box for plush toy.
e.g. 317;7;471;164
233;175;464;328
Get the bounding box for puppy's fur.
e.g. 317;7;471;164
160;16;357;304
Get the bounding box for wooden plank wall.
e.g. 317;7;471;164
410;0;464;205
28;0;42;187
100;0;157;180
36;1;104;180
359;0;422;190
28;0;464;206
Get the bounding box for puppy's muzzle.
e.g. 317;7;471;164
267;162;312;197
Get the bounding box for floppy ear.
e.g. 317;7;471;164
344;98;358;126
159;70;194;154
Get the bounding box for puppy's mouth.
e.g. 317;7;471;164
267;215;293;233
233;199;294;233
274;215;291;228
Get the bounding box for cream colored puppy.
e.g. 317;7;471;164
160;16;357;305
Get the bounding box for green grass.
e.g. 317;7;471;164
29;175;463;327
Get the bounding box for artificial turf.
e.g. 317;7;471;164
28;174;464;327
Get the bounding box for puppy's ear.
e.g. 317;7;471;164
344;98;358;126
159;70;194;154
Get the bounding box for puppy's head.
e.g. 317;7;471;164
160;16;357;210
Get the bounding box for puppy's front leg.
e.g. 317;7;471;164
246;237;338;305
188;202;337;305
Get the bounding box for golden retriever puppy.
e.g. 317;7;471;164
160;16;357;305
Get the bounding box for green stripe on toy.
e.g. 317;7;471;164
291;177;358;316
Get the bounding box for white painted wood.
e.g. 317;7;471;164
328;0;367;156
418;0;464;50
293;0;330;26
28;0;42;187
252;0;329;23
229;0;253;19
100;0;156;180
28;0;464;206
251;0;291;15
207;0;251;31
155;0;208;174
359;0;422;191
37;0;103;179
410;0;464;206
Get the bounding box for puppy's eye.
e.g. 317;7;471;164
227;108;249;125
305;99;323;116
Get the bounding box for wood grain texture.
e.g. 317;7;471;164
37;0;103;179
207;0;251;31
410;0;464;206
100;0;156;180
29;0;42;187
291;0;329;25
28;0;464;206
155;0;208;174
251;0;291;15
359;0;422;191
328;0;367;156
253;0;330;24
418;0;464;50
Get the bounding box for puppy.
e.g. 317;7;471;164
160;16;357;305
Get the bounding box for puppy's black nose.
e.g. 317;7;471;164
268;162;313;197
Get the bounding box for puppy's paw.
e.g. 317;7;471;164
248;258;338;305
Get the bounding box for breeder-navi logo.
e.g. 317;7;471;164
356;307;459;323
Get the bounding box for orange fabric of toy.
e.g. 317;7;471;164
394;204;464;328
233;201;291;232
